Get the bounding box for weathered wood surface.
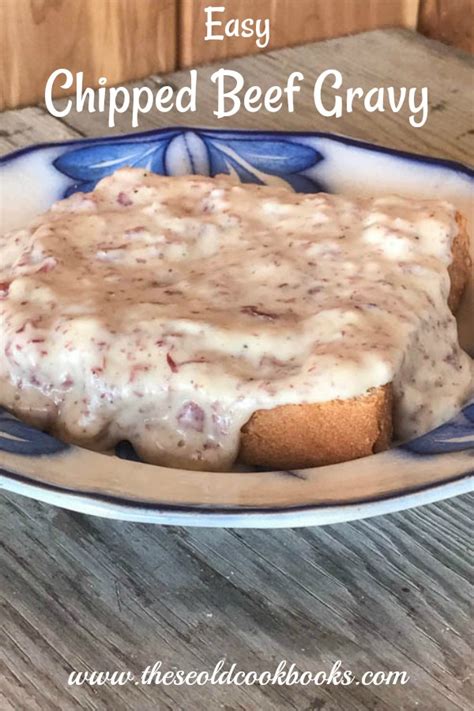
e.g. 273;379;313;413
0;30;473;710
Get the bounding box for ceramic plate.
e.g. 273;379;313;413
1;127;473;527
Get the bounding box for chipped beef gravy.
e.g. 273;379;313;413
0;169;472;470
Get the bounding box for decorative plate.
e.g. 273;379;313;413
0;127;473;527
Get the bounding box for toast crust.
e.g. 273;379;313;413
448;212;471;312
239;211;471;469
239;384;393;470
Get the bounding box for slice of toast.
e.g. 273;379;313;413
239;212;471;470
240;384;393;470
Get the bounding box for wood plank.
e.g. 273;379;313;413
0;492;473;709
0;107;85;155
179;0;419;67
0;0;177;111
418;0;473;53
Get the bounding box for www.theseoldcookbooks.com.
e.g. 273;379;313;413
67;659;410;688
43;4;429;129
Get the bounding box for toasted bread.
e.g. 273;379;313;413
239;212;471;469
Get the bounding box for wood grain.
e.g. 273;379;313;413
0;0;177;111
1;493;473;709
0;29;473;710
418;0;474;53
178;0;419;67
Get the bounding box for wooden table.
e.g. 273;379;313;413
1;30;473;710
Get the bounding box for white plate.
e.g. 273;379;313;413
1;127;473;526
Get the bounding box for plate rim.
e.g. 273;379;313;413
1;467;472;527
1;125;473;177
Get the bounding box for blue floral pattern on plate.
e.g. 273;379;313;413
54;130;324;196
0;410;69;456
401;401;474;455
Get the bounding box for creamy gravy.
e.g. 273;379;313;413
0;169;472;470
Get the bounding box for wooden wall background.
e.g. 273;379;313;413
179;0;420;67
0;0;472;110
418;0;473;53
0;0;177;110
